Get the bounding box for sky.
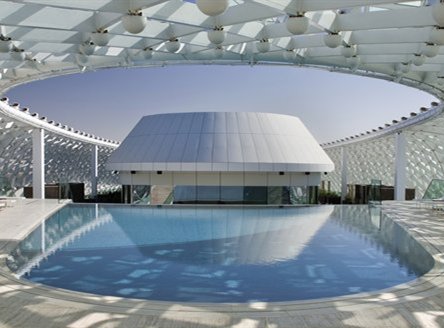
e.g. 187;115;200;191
5;65;437;144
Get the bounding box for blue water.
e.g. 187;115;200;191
8;204;434;303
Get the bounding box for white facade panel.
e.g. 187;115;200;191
268;173;291;186
197;172;220;185
245;173;267;186
221;172;244;186
173;172;196;185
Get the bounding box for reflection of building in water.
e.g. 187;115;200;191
9;205;335;271
107;112;334;205
333;205;433;275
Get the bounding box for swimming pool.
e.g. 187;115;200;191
7;204;434;303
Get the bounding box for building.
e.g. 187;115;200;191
107;112;334;204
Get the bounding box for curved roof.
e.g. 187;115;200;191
1;0;444;98
107;112;334;172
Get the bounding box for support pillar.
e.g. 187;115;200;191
394;131;407;201
32;128;45;199
91;144;98;199
341;146;348;202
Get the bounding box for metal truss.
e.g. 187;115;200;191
323;102;444;198
0;99;119;196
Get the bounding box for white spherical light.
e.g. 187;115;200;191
213;46;223;59
196;0;228;16
430;27;444;45
165;39;180;53
75;53;88;66
347;55;360;67
412;54;425;66
143;47;153;59
324;33;342;48
433;2;444;26
0;37;12;53
208;28;225;45
396;62;410;74
121;13;146;34
11;49;25;61
286;15;309;35
283;49;296;61
256;39;270;53
79;42;95;56
423;43;440;58
90;31;109;47
341;45;355;58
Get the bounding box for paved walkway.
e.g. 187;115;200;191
0;200;443;327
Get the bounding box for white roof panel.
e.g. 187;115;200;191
107;112;335;172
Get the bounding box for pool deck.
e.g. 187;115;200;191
0;200;444;327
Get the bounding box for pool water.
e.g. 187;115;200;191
7;204;433;303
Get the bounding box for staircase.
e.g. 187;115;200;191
150;185;173;205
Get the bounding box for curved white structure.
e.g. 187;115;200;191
0;97;119;197
107;112;334;173
321;102;444;199
107;112;333;204
0;1;444;99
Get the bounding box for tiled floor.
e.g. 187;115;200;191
0;200;444;327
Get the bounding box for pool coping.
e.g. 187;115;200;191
1;200;444;326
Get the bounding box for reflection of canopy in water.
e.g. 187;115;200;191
13;211;113;277
70;206;335;265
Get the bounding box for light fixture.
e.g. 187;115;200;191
196;0;228;16
165;38;180;53
341;45;355;58
0;35;12;53
396;62;410;74
213;46;223;59
433;1;444;26
283;49;296;61
430;26;444;45
79;41;95;56
347;55;360;67
412;54;425;66
121;11;146;34
256;39;270;53
90;30;109;47
208;26;225;45
324;32;342;48
423;42;440;58
143;47;153;59
75;54;88;66
11;48;25;61
286;14;309;35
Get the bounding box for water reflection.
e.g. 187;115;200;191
7;204;434;303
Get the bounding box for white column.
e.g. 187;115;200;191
341;147;348;202
394;131;407;201
91;144;98;199
32;128;45;199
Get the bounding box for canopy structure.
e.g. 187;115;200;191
1;0;444;98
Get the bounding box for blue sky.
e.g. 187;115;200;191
6;65;436;143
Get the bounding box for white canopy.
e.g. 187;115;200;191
1;1;444;98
